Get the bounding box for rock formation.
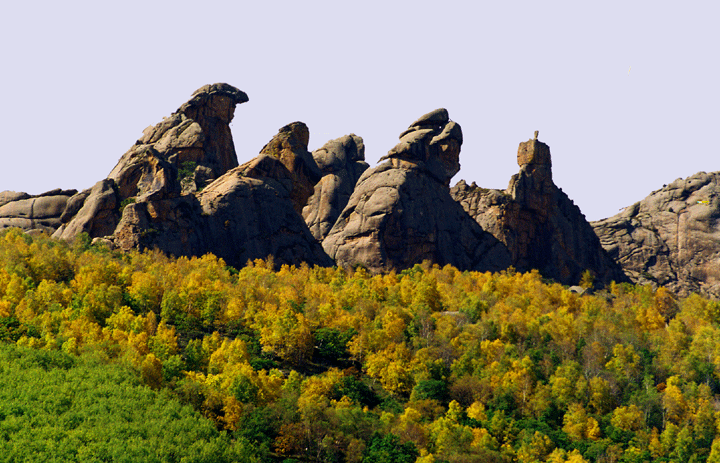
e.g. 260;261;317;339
0;189;77;234
50;83;331;268
303;134;369;241
11;82;720;295
55;83;249;241
323;109;511;273
451;135;627;286
591;171;720;298
259;122;322;214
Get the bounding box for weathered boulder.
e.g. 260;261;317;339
0;191;30;207
259;122;322;214
323;110;510;273
381;108;463;186
109;145;179;201
303;134;369;241
0;189;77;234
112;194;205;257
53;180;120;240
591;171;720;298
451;135;628;286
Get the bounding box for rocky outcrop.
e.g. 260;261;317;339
107;83;248;199
50;83;331;268
303;134;368;241
0;189;77;234
110;156;332;269
56;83;248;242
323;109;510;273
451;135;627;286
382;108;463;186
259;122;322;214
591;171;720;298
54;181;120;239
195;166;333;268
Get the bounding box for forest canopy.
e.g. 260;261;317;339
1;228;720;463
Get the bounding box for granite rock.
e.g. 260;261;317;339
323;110;510;273
591;171;720;297
0;189;77;234
303;134;369;241
383;108;463;186
53;180;120;240
111;166;333;269
451;136;627;286
59;83;249;242
259;122;322;214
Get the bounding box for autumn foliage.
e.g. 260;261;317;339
2;228;720;462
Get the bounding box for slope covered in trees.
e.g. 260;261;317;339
1;228;720;462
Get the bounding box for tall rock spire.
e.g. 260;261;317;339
452;134;628;286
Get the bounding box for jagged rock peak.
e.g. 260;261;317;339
56;83;249;242
259;122;322;214
313;134;366;171
260;122;311;160
451;136;627;286
129;82;249;185
180;83;249;119
406;108;450;131
380;108;463;186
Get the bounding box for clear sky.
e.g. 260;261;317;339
1;1;718;221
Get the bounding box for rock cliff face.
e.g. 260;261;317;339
303;134;369;241
0;189;77;234
451;135;627;286
591;171;720;298
323;109;511;273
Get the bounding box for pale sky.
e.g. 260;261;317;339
1;1;717;221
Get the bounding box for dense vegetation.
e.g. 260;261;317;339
1;228;720;462
0;344;256;462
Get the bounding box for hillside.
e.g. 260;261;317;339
2;230;720;462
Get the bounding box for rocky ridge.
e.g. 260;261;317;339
10;82;720;296
591;171;720;298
